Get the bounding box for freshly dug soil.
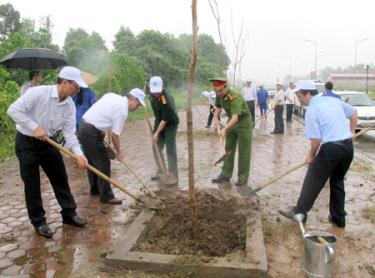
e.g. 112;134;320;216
134;191;254;257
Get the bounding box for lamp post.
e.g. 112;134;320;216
305;39;318;79
365;64;370;94
354;38;367;66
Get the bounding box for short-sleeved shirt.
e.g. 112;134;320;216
285;88;295;104
241;86;257;101
215;88;251;128
305;95;356;143
83;93;128;136
149;90;179;131
272;89;285;106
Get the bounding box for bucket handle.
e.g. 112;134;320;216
325;245;335;264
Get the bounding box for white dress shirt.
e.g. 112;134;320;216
285;88;295;104
7;85;82;155
241;86;257;101
201;91;216;106
272;89;285;106
83;93;128;136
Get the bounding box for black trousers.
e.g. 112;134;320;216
273;105;284;133
206;104;215;127
246;101;255;128
295;139;353;222
15;132;77;227
286;104;293;121
78;122;115;202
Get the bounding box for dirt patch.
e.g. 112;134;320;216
362;205;375;224
134;191;254;257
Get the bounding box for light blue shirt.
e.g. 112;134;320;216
305;95;356;143
7;85;82;155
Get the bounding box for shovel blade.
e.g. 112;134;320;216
214;150;231;166
138;195;164;210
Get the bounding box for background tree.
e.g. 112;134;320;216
0;3;21;42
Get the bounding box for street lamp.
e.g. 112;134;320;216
354;38;367;66
305;39;318;79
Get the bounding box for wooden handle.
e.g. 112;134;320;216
354;127;370;138
215;125;226;154
45;137;140;202
259;161;308;190
104;141;156;198
317;236;329;244
143;107;168;173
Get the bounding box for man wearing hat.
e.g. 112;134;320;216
148;76;179;183
7;66;89;238
78;88;146;204
279;80;357;228
271;81;285;134
210;78;252;186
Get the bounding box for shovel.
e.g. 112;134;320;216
251;127;371;194
45;137;163;210
103;140;157;198
214;124;231;166
143;107;178;185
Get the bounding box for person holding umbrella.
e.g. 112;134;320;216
7;66;89;238
20;71;42;96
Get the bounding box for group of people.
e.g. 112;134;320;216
8;66;179;238
203;78;357;229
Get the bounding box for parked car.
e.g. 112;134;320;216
336;91;375;131
293;81;325;117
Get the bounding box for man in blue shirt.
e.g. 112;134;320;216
72;87;97;129
279;80;357;228
323;81;341;99
256;85;269;117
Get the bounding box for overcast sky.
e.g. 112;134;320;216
6;0;375;85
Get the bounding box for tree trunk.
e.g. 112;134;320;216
187;0;199;239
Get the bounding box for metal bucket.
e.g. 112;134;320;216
303;231;337;278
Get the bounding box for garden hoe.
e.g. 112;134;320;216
45;137;163;210
214;124;231;166
143;107;178;186
103;140;158;199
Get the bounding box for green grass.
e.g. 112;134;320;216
0;133;15;161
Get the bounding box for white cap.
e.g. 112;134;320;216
149;76;163;93
295;80;316;91
246;79;252;82
129;88;146;107
276;81;283;86
58;66;88;88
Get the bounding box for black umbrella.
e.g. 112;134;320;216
0;48;68;70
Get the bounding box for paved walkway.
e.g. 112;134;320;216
0;105;374;277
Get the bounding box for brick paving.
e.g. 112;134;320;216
0;105;373;277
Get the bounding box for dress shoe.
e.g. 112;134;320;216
235;180;247;186
150;175;160;181
278;209;307;223
211;175;230;183
328;215;345;228
35;224;54;238
102;198;122;205
63;215;87;227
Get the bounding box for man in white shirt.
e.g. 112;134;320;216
77;88;146;204
241;80;257;128
271;82;285;134
7;66;89;238
201;90;216;128
285;81;296;122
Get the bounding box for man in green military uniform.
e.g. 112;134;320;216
210;78;252;186
148;76;179;183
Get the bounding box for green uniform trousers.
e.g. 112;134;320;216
153;124;178;179
220;126;252;182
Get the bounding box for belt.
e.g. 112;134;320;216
17;132;56;142
81;120;105;135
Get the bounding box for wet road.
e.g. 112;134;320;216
0;106;374;277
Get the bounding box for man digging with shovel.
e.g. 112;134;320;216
7;66;89;238
78;88;146;204
279;80;358;228
210;78;252;186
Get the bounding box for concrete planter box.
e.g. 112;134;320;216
106;208;268;277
